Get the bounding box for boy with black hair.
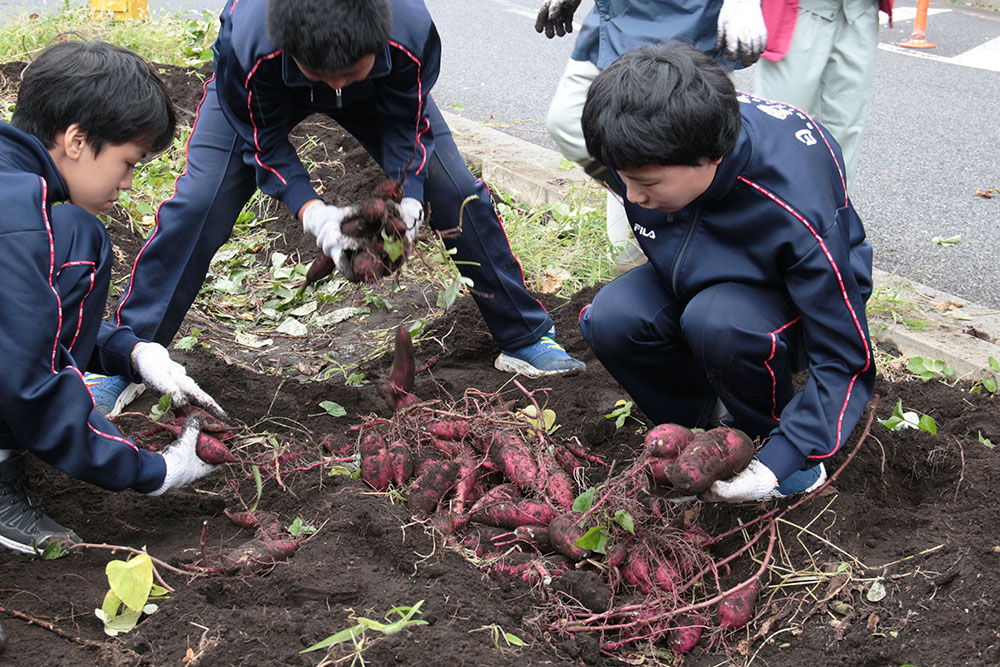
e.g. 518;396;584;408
579;40;875;502
88;0;585;415
0;40;227;554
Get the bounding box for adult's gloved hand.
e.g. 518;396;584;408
146;413;216;495
716;0;768;66
131;342;228;420
397;197;425;245
301;200;364;258
535;0;581;38
700;458;778;503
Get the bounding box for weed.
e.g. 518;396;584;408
301;600;428;659
971;356;1000;395
286;517;317;538
470;623;527;650
604;399;641;429
866;282;936;335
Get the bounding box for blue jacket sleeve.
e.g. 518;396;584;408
375;29;442;202
0;194;165;493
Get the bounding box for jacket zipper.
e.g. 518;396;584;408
670;207;700;295
336;88;342;108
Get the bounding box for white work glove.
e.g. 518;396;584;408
131;342;228;420
301;201;364;258
716;0;768;66
700;458;778;503
534;0;582;38
147;413;216;495
397;197;425;245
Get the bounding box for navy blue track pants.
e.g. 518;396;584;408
115;78;552;351
579;264;805;440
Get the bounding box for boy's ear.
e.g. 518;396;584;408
60;123;88;160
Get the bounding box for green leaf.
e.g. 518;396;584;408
300;624;364;653
930;234;961;246
503;631;527;646
917;414;937;434
174;335;197;351
39;541;70;560
106;554;154;612
983;376;997;394
572;487;596;513
319;401;347;417
101;589;123;618
614;510;635;535
573;526;608;554
990;357;1000;373
979;432;995;449
866;578;887;602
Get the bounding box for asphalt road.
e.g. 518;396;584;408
4;0;998;309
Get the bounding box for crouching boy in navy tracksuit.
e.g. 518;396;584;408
579;41;875;502
87;0;586;416
0;41;228;554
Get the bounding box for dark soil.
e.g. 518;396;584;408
2;64;1000;667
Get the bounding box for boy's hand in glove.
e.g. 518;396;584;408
535;0;582;38
716;0;767;66
146;413;216;496
301;201;365;258
131;342;227;420
397;197;425;244
700;458;778;502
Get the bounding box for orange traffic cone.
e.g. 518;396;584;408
900;0;936;49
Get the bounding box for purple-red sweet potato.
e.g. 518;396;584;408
224;509;261;529
465;483;518;517
427;420;471;442
537;452;575;511
653;561;680;593
670;618;704;653
644;423;696;459
645;456;672;487
452;455;478;515
387;441;414;486
488;432;539;494
359;433;392;491
378;325;417;412
547;512;592;561
605;543;628;568
159;421;237;464
552;443;583;477
220;538;297;574
470;498;558;529
514;524;554;553
717;581;759;629
407;460;458;517
373;178;404;203
621;553;654;594
665;427;755;494
305;252;335;286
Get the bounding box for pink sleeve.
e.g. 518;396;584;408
761;0;800;62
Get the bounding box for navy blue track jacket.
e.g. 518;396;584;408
214;0;440;218
0;121;165;493
614;94;875;481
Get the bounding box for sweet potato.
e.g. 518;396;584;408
670;619;704;653
552;443;582;477
407;460;458;517
645;456;672;487
465;483;518;517
351;248;389;283
378;325;418;412
304;252;335;285
622;553;654;594
427;420;471;442
359;198;390;226
471;498;558;529
452;455;478;515
514;524;554;552
224;509;261;529
157;420;238;464
605;543;628;568
387;441;413;486
653;561;680;593
644;423;696;459
220;538;297;574
717;581;759;629
665;427;755;494
373;178;404;203
359;433;392;491
383;216;409;239
548;512;591;561
488;432;539;494
537;453;575;511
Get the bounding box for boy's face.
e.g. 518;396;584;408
294;55;376;90
618;158;722;213
60;139;147;216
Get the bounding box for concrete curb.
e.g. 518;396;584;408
443;111;1000;379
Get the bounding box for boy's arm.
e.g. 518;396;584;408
372;28;443;203
0;227;166;493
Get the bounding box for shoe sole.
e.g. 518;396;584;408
494;354;578;378
105;382;147;418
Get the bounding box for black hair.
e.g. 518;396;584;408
267;0;392;72
11;40;176;155
582;40;741;169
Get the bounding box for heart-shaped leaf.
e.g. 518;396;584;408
106;554;153;612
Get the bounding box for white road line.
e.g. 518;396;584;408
879;41;1000;72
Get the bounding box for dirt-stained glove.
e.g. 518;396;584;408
716;0;768;66
535;0;582;38
301;201;365;258
131;342;228;420
146;413;216;496
700;458;778;503
397;197;425;245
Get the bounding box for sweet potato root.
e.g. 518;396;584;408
359;433;392;491
665;427;755;494
305;252;335;286
644;423;695;459
407;460;458;517
220;538;297;574
488;432;539;494
378;325;417;412
717;581;759;629
427;420;471;442
547;512;591;561
373;178;404;203
158;421;238;464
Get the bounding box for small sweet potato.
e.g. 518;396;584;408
717;581;759;629
351;248;389;283
383;216;409;239
427;420;471;442
653;561;680;593
452;455;478;515
605;543;628;568
621;553;654;594
548;512;591;561
665;427;755;495
514;524;554;553
471;498;558;529
465;483;518;517
224;509;261;529
645;456;672;487
644;423;695;459
359;433;392;491
670;619;704;653
305;252;335;286
387;441;413;486
359;198;390;225
220;538;297;574
373;178;404;203
488;432;539;494
552;443;582;477
407;460;458;517
379;325;418;411
196;434;238;464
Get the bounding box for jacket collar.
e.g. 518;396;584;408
688;123;751;207
280;45;393;88
0;120;70;204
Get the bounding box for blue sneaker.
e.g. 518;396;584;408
494;336;586;377
84;373;145;417
769;462;827;499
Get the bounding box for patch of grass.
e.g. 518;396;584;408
0;5;217;65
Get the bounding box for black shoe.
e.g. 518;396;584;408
0;456;79;554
